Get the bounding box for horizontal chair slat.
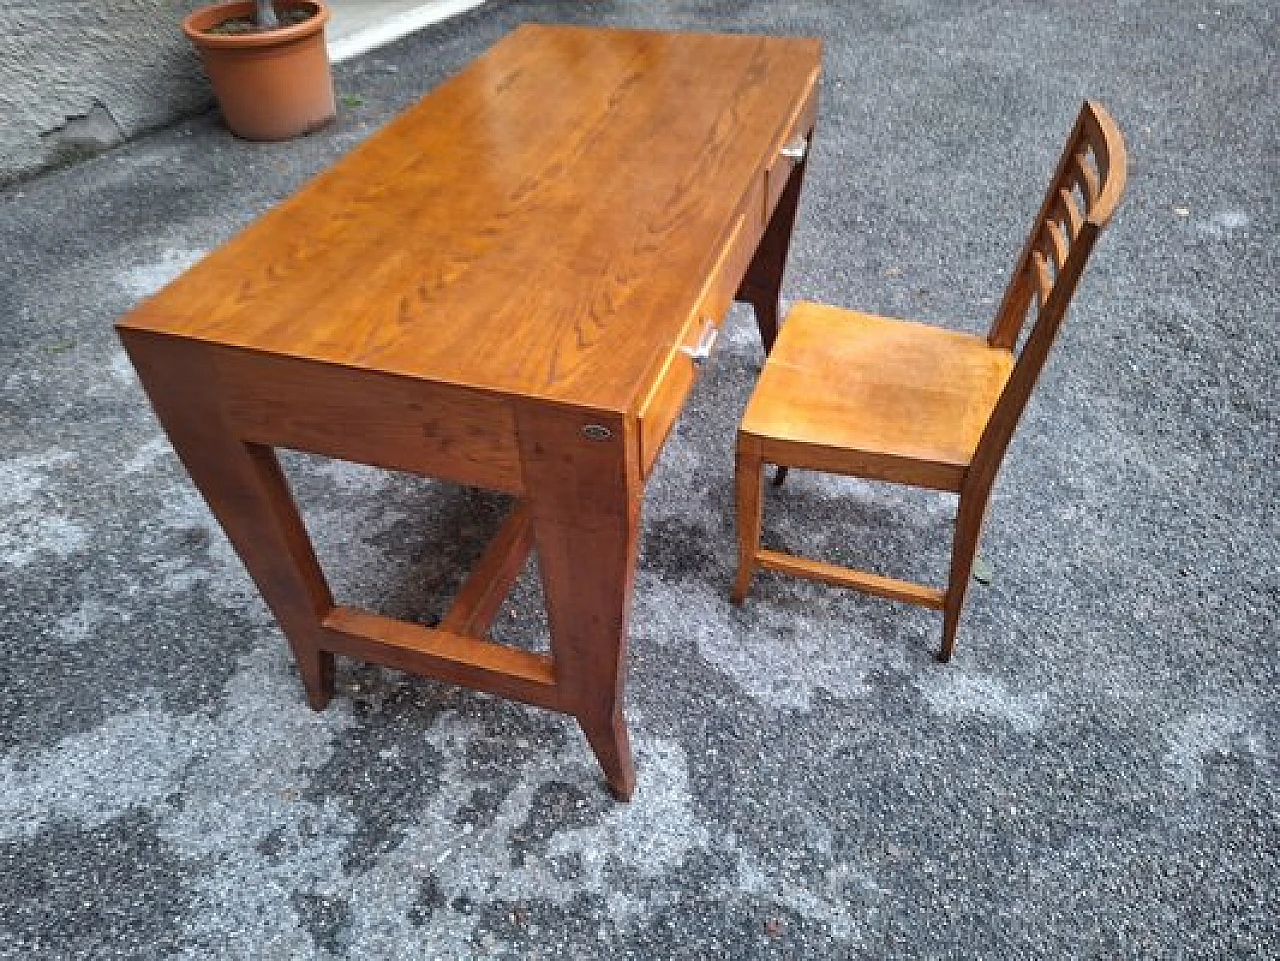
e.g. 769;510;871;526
1046;219;1070;269
1071;150;1100;207
1031;250;1055;307
755;549;946;609
1057;186;1083;238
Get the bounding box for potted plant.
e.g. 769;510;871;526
183;0;336;141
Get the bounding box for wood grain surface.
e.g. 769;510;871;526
119;24;822;415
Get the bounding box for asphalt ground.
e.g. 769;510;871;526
1;1;1276;958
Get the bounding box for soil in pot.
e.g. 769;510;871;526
207;9;315;35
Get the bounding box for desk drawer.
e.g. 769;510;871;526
763;81;819;225
638;311;708;475
698;207;758;328
639;211;755;475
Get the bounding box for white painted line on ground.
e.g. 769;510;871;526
328;0;487;63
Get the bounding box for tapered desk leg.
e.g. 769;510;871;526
121;333;337;709
516;406;641;801
737;152;811;354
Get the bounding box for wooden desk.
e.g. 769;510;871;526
117;25;821;799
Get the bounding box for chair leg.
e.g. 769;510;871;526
731;435;765;604
772;465;789;487
940;490;990;662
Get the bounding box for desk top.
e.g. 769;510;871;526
119;24;821;414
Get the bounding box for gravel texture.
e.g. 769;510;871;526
1;1;1276;958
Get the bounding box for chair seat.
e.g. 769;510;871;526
740;302;1014;491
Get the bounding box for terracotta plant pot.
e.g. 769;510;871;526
183;0;336;141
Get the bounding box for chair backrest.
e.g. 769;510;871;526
968;100;1127;498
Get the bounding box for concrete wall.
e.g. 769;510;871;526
0;1;213;185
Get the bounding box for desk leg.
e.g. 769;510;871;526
516;406;640;801
737;152;811;354
120;333;337;709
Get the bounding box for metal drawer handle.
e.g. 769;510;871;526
680;320;718;366
780;136;808;162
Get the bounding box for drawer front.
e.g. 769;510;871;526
639;209;758;475
638;310;705;475
699;206;757;328
763;80;820;225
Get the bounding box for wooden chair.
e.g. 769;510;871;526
731;100;1127;661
